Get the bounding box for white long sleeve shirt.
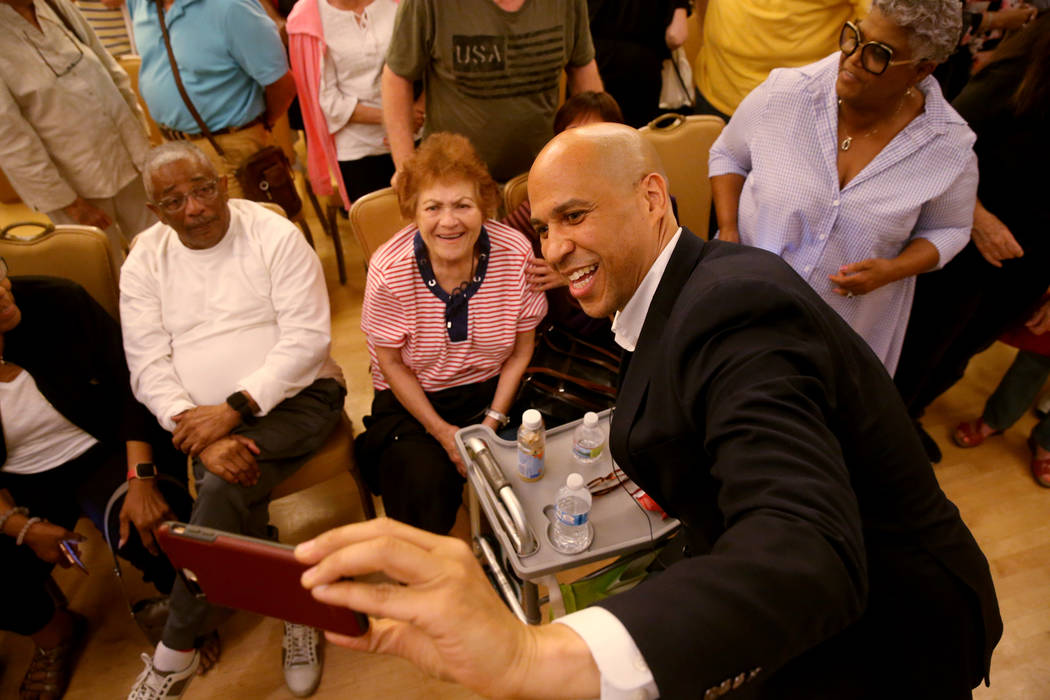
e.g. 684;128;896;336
120;199;343;430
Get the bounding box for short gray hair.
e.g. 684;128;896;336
872;0;962;64
142;142;215;201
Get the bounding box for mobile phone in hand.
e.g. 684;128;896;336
60;539;88;574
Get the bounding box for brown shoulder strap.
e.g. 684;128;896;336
151;0;224;155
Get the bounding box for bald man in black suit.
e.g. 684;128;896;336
295;124;1001;700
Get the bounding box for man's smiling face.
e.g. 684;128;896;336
530;134;663;320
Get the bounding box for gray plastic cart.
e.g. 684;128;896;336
456;409;680;623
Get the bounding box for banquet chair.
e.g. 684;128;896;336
639;114;725;239
0;222;119;317
116;54;164;146
503;171;530;217
347;187;408;266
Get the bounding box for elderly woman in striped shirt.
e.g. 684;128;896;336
356;133;547;535
708;0;977;375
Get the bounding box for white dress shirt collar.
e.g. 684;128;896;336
611;227;683;352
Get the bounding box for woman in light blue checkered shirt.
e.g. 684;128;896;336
708;0;977;375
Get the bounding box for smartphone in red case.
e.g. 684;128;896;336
156;522;368;637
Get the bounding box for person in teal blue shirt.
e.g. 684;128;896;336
125;0;297;197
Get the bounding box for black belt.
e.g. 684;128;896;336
158;114;267;142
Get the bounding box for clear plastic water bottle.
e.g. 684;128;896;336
571;412;605;466
517;409;545;482
550;473;592;554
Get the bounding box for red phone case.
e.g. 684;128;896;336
156;522;368;637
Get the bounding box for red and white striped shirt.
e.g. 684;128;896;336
362;220;547;392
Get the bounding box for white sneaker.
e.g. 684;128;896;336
127;651;199;700
282;622;323;697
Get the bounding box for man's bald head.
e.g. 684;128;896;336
531;123;668;198
528;123;679;319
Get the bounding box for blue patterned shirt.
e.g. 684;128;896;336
709;53;978;374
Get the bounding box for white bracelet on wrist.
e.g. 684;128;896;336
16;516;42;546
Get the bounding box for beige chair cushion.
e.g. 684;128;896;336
0;224;120;317
639;114;725;239
271;413;357;500
348;187;408;264
503;172;529;217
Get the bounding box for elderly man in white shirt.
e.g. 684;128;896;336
119;142;345;700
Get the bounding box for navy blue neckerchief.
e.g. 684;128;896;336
414;228;491;343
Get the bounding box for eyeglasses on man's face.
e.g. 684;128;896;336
154;179;221;214
839;20;923;76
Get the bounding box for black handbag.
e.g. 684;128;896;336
512;326;620;429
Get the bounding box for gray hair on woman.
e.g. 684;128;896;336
872;0;962;64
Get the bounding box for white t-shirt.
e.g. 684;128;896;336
120;199;343;431
317;0;396;161
0;369;99;475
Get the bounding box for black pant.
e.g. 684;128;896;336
356;378;497;535
595;39;665;128
0;442;182;636
894;242;1050;419
338;153;396;204
162;379;345;649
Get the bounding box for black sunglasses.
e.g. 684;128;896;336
839;20;922;76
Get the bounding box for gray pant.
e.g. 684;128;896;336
47;175;156;261
162;379;345;650
983;350;1050;450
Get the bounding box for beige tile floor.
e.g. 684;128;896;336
1;199;1048;699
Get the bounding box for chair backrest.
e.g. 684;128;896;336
116;54;163;146
348;187;408;263
0;223;120;318
639;114;725;239
503;172;529;217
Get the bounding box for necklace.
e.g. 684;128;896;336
838;89;911;151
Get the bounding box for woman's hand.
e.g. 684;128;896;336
972;202;1023;268
665;7;689;50
527;259;566;292
1027;297;1050;336
829;258;897;296
432;422;466;477
716;227;740;244
63;196;112;230
989;4;1038;31
119;478;176;554
23;522;84;566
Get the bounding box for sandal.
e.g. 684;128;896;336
1027;436;1050;488
195;629;222;676
952;419;1001;448
19;611;87;700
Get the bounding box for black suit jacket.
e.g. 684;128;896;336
598;233;1001;699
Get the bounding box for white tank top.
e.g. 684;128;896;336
0;369;99;475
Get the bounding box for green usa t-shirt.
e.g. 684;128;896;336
386;0;595;181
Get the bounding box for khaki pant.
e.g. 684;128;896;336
178;123;275;200
47;175;156;261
